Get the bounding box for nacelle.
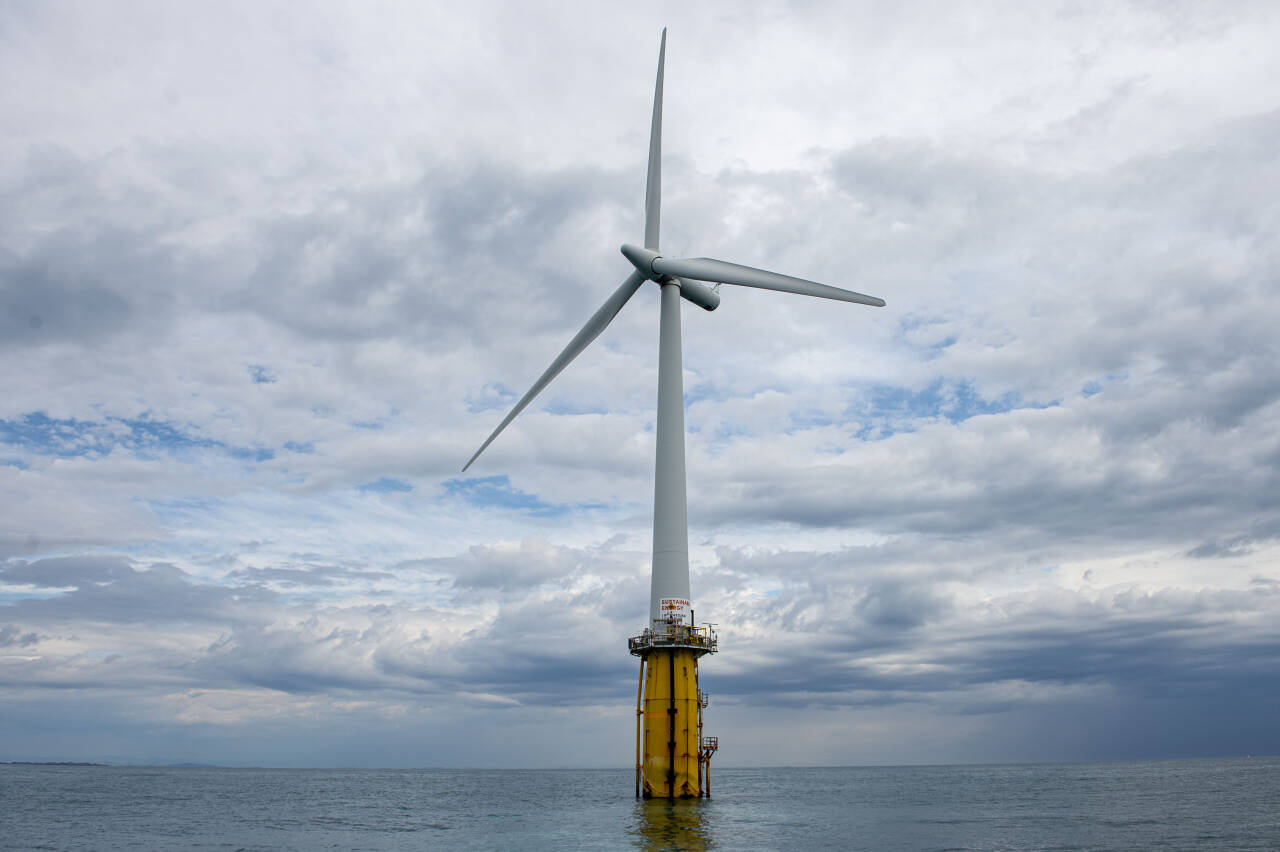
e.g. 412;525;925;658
675;277;719;311
620;244;720;311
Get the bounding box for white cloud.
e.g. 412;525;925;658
2;1;1280;766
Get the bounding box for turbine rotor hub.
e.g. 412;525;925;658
620;243;664;280
621;243;721;311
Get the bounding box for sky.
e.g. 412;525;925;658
2;0;1279;768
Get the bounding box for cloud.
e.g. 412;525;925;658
2;2;1280;766
0;626;41;648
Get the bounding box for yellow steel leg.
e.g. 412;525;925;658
640;647;702;798
695;665;703;796
635;655;646;798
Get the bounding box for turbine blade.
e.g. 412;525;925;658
651;255;886;308
462;271;647;472
644;28;666;251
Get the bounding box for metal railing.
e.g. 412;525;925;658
627;621;719;657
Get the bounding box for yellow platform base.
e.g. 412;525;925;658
637;647;704;798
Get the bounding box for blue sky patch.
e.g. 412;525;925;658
227;445;275;462
465;383;517;414
248;364;277;384
1082;373;1127;398
896;313;960;361
543;399;608;416
358;477;413;494
145;496;222;528
925;334;958;360
787;408;840;432
0;412;274;463
442;474;570;517
852;379;1053;439
684;382;735;407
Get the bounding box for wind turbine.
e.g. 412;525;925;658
463;29;884;799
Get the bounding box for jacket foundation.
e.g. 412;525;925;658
629;622;718;798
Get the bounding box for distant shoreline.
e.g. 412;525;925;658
1;761;107;766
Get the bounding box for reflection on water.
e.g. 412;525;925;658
630;798;713;851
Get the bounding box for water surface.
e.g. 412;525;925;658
3;758;1276;850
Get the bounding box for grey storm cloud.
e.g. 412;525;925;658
224;161;633;347
1;557;277;627
0;626;41;648
705;551;1280;740
4;543;1238;714
1;554;135;588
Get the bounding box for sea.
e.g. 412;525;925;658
2;758;1277;851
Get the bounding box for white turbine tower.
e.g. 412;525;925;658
463;29;884;799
